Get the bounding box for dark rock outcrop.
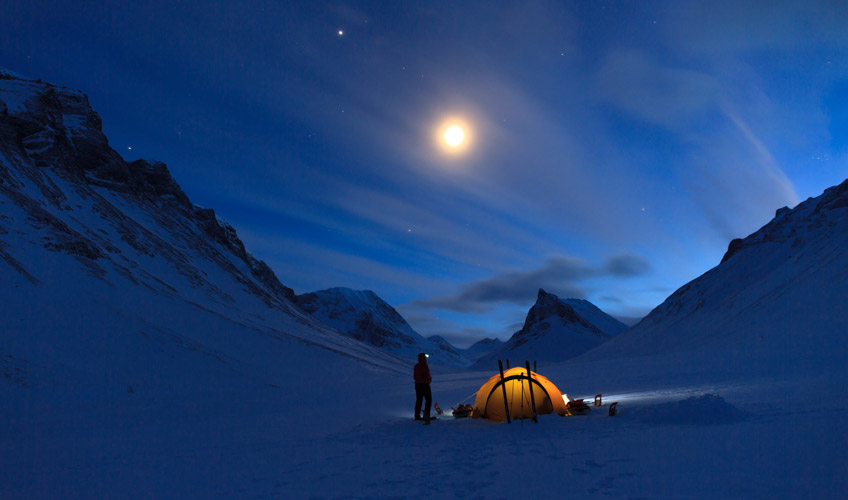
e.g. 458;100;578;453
0;71;296;308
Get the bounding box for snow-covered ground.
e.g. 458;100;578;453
3;340;846;499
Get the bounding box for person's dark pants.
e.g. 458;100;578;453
415;383;432;419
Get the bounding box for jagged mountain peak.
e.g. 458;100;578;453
0;74;295;308
472;291;625;368
523;289;598;333
721;178;848;264
520;289;626;339
0;76;196;208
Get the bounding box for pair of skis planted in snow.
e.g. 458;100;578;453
498;359;538;424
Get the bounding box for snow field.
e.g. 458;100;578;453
4;342;846;499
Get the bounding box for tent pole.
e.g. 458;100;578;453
525;360;538;423
498;360;511;424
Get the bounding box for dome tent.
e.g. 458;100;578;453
472;366;568;422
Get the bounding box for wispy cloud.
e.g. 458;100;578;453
606;254;652;277
411;254;651;313
681;110;799;240
659;0;848;55
592;46;801;242
595;48;722;131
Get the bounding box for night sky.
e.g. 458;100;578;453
4;1;848;347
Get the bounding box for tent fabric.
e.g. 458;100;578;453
472;367;568;422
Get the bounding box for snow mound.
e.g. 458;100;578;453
632;394;747;425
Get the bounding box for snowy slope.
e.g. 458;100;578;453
562;297;628;337
459;337;503;363
0;72;408;401
578;179;848;379
296;287;470;366
473;289;626;368
427;334;472;365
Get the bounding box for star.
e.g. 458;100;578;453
338;30;344;36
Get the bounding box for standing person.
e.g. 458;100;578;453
414;353;432;424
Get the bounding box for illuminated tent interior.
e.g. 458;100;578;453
472;366;568;422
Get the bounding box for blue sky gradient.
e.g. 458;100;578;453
4;0;847;346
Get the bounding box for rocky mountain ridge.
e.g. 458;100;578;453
472;289;626;368
1;70;409;386
458;337;503;364
578;178;848;372
295;288;470;366
0;73;296;307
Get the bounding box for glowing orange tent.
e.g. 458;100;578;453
472;367;568;422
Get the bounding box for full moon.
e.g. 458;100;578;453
435;118;473;156
444;125;464;147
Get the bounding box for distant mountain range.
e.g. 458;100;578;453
294;288;469;366
472;289;627;369
457;337;503;363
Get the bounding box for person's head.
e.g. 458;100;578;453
417;352;428;363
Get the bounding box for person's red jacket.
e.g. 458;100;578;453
414;362;431;384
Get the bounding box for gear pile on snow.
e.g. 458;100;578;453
452;404;474;418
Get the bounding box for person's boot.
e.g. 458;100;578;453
423;411;431;425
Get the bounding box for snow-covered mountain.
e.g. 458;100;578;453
0;71;408;399
472;289;626;368
427;335;469;364
295;288;469;366
578;179;848;377
459;337;503;363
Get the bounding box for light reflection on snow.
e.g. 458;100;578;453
568;384;743;407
